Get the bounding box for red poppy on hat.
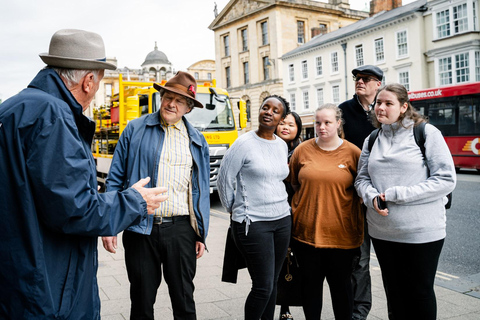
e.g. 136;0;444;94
188;85;196;96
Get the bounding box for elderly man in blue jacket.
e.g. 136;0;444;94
0;29;168;319
102;71;210;320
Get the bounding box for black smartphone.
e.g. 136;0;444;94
376;196;387;210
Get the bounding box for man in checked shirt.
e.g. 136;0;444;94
102;71;210;320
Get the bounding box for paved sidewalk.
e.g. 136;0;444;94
98;211;480;319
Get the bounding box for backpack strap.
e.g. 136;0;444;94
368;128;381;152
413;122;427;159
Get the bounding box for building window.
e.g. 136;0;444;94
289;64;295;82
105;83;112;97
224;35;230;56
297;21;305;44
243;61;249;84
399;71;410;91
241;28;248;51
317;88;324;107
261;21;268;45
331;52;338;73
290;93;296;111
303;90;309;110
396;30;408;58
456;53;470;83
436;9;451;38
439;57;452;85
225;66;231;88
332;85;340;104
453;3;468;33
263;56;270;80
315;56;323;76
207;73;212;80
301;60;308;79
476;51;480;81
246;100;251;122
194;72;199;80
375;38;384;63
355;44;364;67
434;1;477;39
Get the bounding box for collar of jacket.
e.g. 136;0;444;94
27;68;96;144
354;94;376;113
144;111;205;146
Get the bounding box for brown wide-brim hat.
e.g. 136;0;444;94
39;29;117;70
153;71;204;108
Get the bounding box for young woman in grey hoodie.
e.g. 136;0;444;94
355;83;456;320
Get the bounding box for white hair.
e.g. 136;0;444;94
52;68;101;88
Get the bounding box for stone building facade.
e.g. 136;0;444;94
209;0;368;131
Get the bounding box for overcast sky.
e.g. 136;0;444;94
0;0;404;101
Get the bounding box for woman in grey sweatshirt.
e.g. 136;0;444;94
355;83;456;320
218;95;291;320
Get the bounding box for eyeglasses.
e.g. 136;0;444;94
353;76;379;83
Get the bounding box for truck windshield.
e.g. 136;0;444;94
184;93;235;131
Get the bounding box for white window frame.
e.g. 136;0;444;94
374;38;385;64
331;51;339;74
455;52;470;83
476;51;480;81
315;56;323;77
396;30;408;59
355;44;364;67
332;85;340;104
289;64;295;82
301;60;308;80
433;0;479;40
435;49;480;86
290;92;296;111
316;87;324;107
439;57;453;85
398;69;410;91
303;89;309;110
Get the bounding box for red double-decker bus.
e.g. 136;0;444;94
408;82;480;171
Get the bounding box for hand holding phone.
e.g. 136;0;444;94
375;195;387;210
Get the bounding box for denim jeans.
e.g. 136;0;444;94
232;216;291;320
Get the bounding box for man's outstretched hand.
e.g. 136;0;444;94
132;177;168;215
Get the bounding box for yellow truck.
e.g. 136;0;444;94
92;74;247;193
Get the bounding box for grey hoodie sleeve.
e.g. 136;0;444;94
354;135;380;209
384;124;456;204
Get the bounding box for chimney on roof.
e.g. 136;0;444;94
370;0;402;16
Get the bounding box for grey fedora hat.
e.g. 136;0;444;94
39;29;116;70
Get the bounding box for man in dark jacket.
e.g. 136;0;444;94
338;65;383;320
102;71;210;320
0;29;167;319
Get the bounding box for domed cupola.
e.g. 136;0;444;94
141;42;173;81
141;42;170;66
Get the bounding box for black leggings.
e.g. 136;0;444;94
232;216;291;320
293;240;360;320
371;237;444;320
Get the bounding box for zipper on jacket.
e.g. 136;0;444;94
191;140;207;251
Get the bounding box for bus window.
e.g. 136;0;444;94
459;98;479;134
428;103;456;126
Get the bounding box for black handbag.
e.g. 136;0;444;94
276;247;303;306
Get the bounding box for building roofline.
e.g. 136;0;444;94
281;0;427;61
